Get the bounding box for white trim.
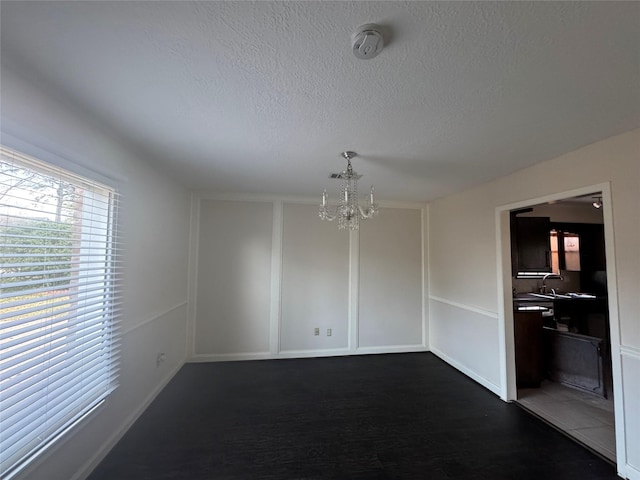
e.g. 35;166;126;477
624;463;640;480
3;403;109;480
348;227;360;352
269;200;283;355
187;194;201;358
1;131;127;188
429;296;499;319
427;205;434;352
190;352;272;362
70;359;186;480
620;345;640;360
600;182;630;472
356;345;428;354
191;349;347;362
422;206;429;349
122;301;188;336
272;348;349;357
189;345;431;363
496;208;514;401
495;183;613;213
430;347;502;396
494;181;628;470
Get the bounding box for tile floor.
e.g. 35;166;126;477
517;380;616;462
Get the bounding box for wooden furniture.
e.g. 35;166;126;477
511;215;551;275
514;311;544;387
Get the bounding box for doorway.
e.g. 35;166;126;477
496;183;624;467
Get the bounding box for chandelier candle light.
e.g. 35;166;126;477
318;151;379;230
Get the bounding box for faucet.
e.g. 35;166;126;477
541;273;563;294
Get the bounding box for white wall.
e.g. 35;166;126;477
428;129;640;479
195;200;273;355
280;203;350;352
1;62;191;480
191;198;427;360
358;208;423;348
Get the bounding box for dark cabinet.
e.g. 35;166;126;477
579;224;606;272
543;329;606;397
511;216;551;275
514;311;544;387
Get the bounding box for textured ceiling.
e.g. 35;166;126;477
1;1;639;202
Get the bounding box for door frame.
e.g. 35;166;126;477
495;181;627;473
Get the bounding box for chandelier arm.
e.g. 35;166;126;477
358;204;379;219
319;151;379;229
319;204;340;221
319;208;337;221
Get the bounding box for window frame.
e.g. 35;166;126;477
0;142;122;479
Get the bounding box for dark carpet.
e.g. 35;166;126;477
88;352;619;479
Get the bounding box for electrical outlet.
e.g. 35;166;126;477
326;328;332;336
314;328;320;336
156;352;165;367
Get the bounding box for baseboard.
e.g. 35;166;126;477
190;345;429;363
190;352;273;362
624;463;640;480
191;348;350;362
71;356;187;480
430;347;502;397
356;344;428;354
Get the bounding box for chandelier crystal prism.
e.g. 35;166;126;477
318;151;379;230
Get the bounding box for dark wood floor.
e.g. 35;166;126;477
88;353;619;479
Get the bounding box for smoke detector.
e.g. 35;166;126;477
351;24;384;60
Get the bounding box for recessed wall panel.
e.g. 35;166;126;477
195;200;273;354
622;353;640;470
280;204;349;351
429;299;501;392
358;208;423;348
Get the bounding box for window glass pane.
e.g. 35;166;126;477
0;146;121;478
550;231;560;274
564;234;581;271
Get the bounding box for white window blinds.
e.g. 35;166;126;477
0;146;122;478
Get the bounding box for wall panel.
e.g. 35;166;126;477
359;208;423;348
622;352;640;476
280;203;349;352
195;200;273;355
429;298;501;394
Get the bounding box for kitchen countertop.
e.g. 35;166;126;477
514;292;603;303
514;293;555;303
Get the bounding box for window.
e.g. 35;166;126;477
0;146;121;478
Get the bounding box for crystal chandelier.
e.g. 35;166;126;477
318;151;379;230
